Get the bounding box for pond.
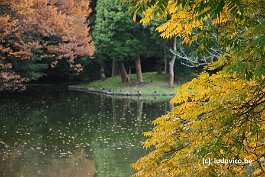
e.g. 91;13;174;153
0;86;173;177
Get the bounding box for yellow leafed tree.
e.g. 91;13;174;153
126;0;265;176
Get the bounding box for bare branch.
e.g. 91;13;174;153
169;42;223;68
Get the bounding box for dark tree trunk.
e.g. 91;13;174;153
119;62;130;83
135;54;143;83
164;59;167;74
168;37;177;88
156;59;163;75
111;59;116;77
129;66;132;75
164;49;167;73
100;66;106;80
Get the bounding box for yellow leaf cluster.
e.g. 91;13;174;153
127;0;265;176
132;71;265;176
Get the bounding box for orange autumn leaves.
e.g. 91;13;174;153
0;0;94;90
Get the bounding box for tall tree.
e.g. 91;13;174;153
93;0;150;83
168;37;176;88
0;0;94;90
127;0;265;176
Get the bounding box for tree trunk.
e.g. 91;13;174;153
100;66;106;80
119;62;130;83
164;49;167;73
128;66;131;81
135;54;144;83
156;59;162;75
168;37;177;88
111;59;116;77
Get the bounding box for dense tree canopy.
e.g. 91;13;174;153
93;0;149;82
127;0;265;176
0;0;94;90
93;0;142;61
93;0;178;83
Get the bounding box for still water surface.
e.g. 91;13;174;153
0;87;172;177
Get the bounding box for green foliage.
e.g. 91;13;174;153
93;0;142;62
93;0;170;65
73;57;101;81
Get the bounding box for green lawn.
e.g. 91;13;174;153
78;72;183;96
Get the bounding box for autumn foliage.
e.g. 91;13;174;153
127;0;265;176
0;0;94;90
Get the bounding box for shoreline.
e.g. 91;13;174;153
68;85;176;97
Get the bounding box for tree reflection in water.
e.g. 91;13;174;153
0;88;172;177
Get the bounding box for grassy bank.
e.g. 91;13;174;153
72;72;184;96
